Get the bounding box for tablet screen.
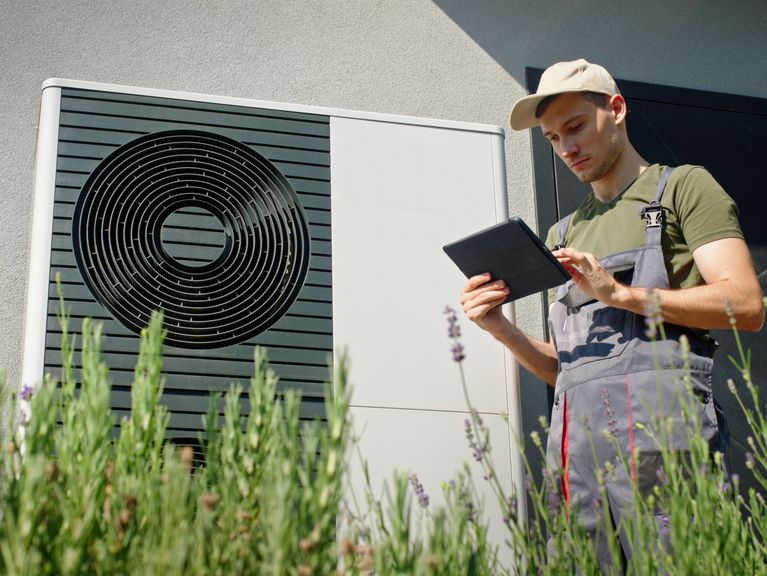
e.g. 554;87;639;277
442;217;570;303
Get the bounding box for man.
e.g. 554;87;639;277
460;59;764;566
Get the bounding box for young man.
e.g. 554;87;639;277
461;59;764;566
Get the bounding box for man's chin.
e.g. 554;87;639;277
574;170;595;183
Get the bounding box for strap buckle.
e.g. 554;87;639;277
641;204;663;229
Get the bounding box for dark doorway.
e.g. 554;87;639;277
528;67;767;494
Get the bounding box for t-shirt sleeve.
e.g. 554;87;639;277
673;166;743;252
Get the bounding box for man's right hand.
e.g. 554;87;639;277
460;273;559;385
460;273;511;335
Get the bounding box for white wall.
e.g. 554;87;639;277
4;1;767;382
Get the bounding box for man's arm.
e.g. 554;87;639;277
555;237;765;332
460;273;560;386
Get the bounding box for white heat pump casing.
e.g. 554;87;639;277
23;79;525;563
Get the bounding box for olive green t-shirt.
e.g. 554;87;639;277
544;164;743;306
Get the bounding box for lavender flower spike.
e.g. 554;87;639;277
451;342;466;362
19;384;34;402
409;473;430;508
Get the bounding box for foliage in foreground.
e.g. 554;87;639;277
0;308;492;575
1;299;767;574
441;302;767;575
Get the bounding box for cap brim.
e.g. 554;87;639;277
509;88;607;131
509;94;550;131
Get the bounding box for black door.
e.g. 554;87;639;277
528;67;767;491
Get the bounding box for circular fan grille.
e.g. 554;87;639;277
72;130;311;349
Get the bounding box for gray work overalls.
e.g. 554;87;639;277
546;167;722;568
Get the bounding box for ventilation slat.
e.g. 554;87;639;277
45;89;333;436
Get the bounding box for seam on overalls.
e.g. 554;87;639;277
625;373;637;484
562;393;571;507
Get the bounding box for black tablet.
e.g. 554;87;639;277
442;217;571;303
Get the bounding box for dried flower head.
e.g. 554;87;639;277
339;538;357;556
180;446;195;472
201;492;220;512
45;461;59;482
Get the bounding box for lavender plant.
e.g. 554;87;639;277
1;289;766;574
440;299;767;575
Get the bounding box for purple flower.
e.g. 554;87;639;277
601;388;618;435
19;384;34;402
464;417;486;461
444;306;466;362
508;494;518;517
409;474;430;508
746;452;755;470
547;491;561;517
661;514;670;529
464;500;476;524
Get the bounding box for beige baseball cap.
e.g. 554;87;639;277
509;59;620;131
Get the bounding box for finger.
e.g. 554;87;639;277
463;288;509;313
461;277;508;303
464;298;506;321
463;272;493;292
558;247;591;265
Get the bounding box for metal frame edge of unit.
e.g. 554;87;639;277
40;78;506;134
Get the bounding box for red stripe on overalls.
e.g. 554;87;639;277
625;374;637;483
561;393;571;505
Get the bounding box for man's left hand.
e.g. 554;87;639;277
553;247;630;307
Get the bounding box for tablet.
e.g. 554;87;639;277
442;217;571;303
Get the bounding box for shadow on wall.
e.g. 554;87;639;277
431;0;767;99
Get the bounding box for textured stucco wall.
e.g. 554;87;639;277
2;0;767;390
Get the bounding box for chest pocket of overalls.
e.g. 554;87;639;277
551;251;638;371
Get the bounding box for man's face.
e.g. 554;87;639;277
539;92;624;184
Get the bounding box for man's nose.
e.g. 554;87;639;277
560;138;579;158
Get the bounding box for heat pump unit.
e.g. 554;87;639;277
23;79;524;552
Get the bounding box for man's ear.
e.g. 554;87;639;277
610;94;628;126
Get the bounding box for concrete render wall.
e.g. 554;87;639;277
2;0;766;392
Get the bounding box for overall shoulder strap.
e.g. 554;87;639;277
554;212;574;249
653;166;676;203
640;166;676;245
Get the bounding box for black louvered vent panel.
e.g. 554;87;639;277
72;129;311;349
45;89;332;435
